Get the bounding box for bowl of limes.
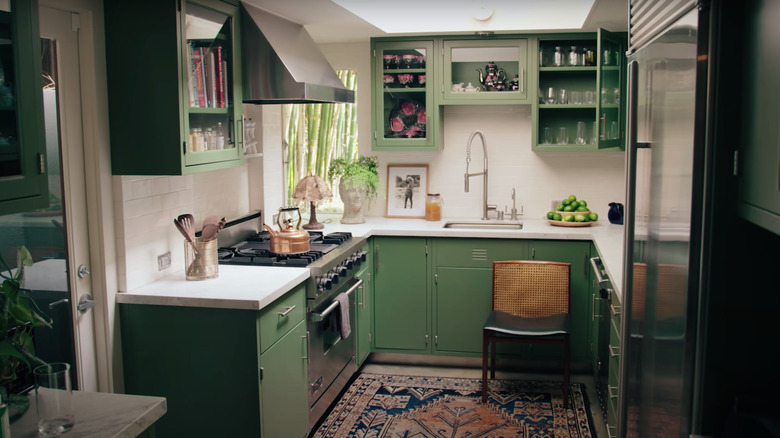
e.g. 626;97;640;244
546;195;599;227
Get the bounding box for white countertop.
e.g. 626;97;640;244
11;391;166;438
118;216;625;310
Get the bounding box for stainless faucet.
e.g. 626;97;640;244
464;130;494;220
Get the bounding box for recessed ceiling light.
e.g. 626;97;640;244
330;0;596;33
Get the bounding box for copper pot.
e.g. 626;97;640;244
264;207;310;254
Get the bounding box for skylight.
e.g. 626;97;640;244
330;0;597;33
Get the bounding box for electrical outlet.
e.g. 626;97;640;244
158;252;171;271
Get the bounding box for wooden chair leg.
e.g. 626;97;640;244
490;338;497;379
563;336;570;409
481;330;489;403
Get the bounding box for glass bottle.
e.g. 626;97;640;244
568;46;579;66
553;46;564;67
205;127;215;150
425;193;442;221
189;128;203;152
215;122;225;150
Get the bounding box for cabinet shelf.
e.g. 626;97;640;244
188;106;230;114
383;88;426;93
540;104;598;109
540;66;597;72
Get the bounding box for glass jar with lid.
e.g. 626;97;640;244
425;193;442;221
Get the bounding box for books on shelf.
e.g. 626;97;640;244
188;41;227;109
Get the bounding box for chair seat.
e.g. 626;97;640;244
484;311;570;337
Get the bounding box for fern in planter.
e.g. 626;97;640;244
327;155;380;203
0;246;51;406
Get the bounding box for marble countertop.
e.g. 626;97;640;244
118;216;625;310
11;391;166;438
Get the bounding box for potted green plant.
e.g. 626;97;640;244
0;246;51;417
327;156;380;224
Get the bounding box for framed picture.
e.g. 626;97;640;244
386;164;428;218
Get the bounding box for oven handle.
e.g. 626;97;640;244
311;279;363;322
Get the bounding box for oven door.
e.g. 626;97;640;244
307;277;360;425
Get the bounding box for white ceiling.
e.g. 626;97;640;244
240;0;628;44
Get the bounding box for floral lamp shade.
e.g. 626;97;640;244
292;175;332;229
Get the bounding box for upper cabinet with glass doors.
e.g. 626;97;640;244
371;39;440;151
440;38;530;104
0;0;48;215
105;0;243;175
533;30;626;151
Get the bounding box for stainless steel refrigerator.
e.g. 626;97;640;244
619;3;712;437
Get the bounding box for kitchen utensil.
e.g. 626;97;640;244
201;216;226;241
263;207;310;254
176;214;198;253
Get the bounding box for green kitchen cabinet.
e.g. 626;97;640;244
432;238;528;355
533;30;626;151
0;0;48;215
371;39;441;151
737;0;780;236
355;241;373;366
440;37;531;104
119;283;307;437
527;239;592;366
258;320;309;438
104;0;243;175
372;236;430;352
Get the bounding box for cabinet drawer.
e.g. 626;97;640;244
258;283;306;354
435;238;527;268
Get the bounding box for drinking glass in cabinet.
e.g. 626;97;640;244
558;127;569;144
545;87;556;104
591;121;598;143
543;127;554;144
556;89;567;105
568;46;579;66
585;90;596;105
570;91;582;105
576;122;587;144
553;46;565;67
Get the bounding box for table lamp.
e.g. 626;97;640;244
292;175;332;230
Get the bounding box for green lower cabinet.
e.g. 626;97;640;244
119;283;307;438
433;267;493;354
259;320;309;438
372;237;429;352
356;264;372;366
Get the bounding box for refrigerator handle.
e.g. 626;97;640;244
617;59;639;438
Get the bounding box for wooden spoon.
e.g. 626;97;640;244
201;216;226;241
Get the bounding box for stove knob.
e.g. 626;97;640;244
352;254;362;267
330;271;340;284
318;276;332;290
345;258;354;269
338;265;348;276
358;251;367;262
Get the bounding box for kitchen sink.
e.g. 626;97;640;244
442;220;524;230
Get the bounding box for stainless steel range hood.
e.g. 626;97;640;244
240;2;354;104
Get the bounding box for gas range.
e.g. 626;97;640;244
219;229;367;299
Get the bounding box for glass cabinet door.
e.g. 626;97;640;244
441;39;529;104
597;28;624;149
373;40;438;150
181;1;241;166
0;0;48;213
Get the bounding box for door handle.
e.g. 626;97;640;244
77;294;96;313
49;298;69;309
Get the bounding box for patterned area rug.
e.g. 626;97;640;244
312;373;595;438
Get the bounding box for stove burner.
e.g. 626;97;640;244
219;231;355;267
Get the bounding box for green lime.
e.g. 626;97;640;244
570;201;580;210
562;198;571;206
579;200;588;207
556;203;564;211
589;212;599;221
563;214;575;222
567;195;577;203
546;211;555;220
575;214;586;222
577;205;589;212
553;213;562;221
564;205;574;212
